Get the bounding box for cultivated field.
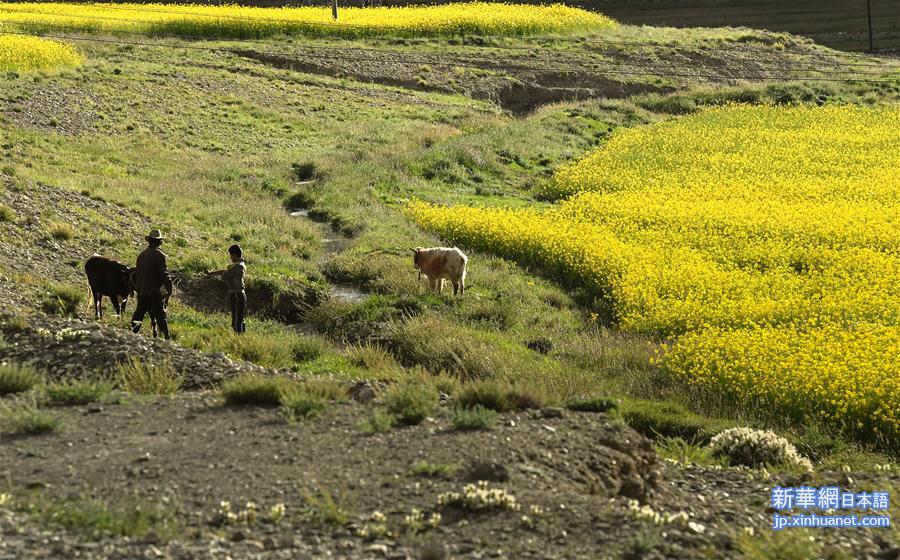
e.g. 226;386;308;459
1;2;899;558
408;104;900;447
0;35;82;72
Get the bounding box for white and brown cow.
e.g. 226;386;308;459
413;247;468;295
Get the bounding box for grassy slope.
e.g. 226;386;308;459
1;30;897;468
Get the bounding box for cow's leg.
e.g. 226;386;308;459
453;282;459;296
96;293;103;320
438;279;444;294
112;296;122;317
428;278;436;292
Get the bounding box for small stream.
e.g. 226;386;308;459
289;209;369;304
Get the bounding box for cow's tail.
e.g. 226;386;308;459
85;277;95;309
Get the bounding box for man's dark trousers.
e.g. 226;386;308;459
230;292;246;334
131;293;169;340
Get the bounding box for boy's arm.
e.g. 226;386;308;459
220;264;239;281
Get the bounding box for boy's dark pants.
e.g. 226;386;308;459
230;292;247;334
131;293;169;340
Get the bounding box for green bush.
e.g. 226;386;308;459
2;403;62;435
293;337;327;363
0;204;14;222
41;284;84;317
21;495;179;539
281;391;327;422
452;405;497;431
3;314;30;333
358;409;396;434
0;362;41;396
48;221;75;241
456;380;510;412
279;378;345;422
220;374;285;406
566;396;619;414
46;379;112;405
115;358;181;396
384;382;438;426
410;461;459;478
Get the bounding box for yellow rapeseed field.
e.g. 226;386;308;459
0;35;82;72
408;104;900;444
0;3;615;39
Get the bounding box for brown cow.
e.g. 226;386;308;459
413;247;467;295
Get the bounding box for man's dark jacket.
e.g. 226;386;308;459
135;246;173;297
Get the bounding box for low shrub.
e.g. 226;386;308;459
384;382;438;426
452;405;497;431
1;402;62;435
21;495;179;539
302;488;348;527
280;391;327;422
114;358;181;396
221;374;285;407
456;380;547;412
41;284;84;317
456;380;510;412
566;396;619;414
48;221;75;241
0;362;41;396
358;409;396;434
410;461;459;478
0;204;14;222
46;379;112;405
279;378;345;422
708;427;814;471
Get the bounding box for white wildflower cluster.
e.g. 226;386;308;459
874;464;893;471
403;508;441;534
0;493;11;507
708;427;814;471
355;511;391;540
218;500;264;525
437;481;520;512
269;503;287;524
627;500;690;525
59;328;90;340
34;327;88;341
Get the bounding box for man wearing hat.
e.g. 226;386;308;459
131;229;173;340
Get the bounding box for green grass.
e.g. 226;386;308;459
279;378;346;422
1;32;896;467
358;409;397;434
45;379;112;405
47;221;75;241
221;374;344;421
410;461;460;478
455;379;548;413
41;284;84;317
19;494;179;540
384;382;438;426
301;488;349;527
451;404;497;430
220;374;285;407
1;402;62;435
654;436;726;467
114;358;182;396
566;396;619;414
0;362;41;396
0;204;13;222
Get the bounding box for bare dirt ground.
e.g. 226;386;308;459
1;341;898;559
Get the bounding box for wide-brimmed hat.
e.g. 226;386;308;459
146;229;165;241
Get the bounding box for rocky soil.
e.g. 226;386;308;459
0;315;898;559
